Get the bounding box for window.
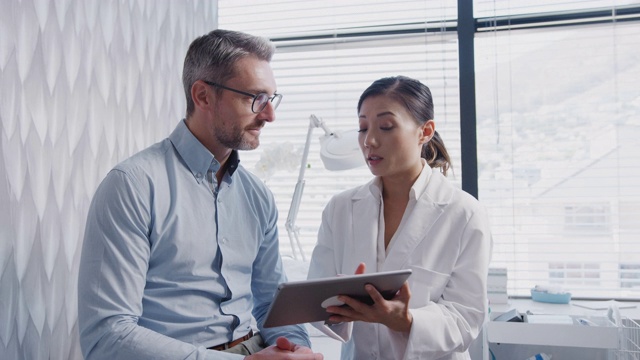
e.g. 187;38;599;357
564;204;611;234
549;262;601;287
219;1;640;299
476;12;640;299
620;264;640;288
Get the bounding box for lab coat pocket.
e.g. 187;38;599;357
408;265;450;307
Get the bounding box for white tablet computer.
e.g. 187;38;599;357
263;269;412;328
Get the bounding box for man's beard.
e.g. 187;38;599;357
215;120;262;151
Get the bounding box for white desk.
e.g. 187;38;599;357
484;299;640;359
490;299;640;321
310;299;640;359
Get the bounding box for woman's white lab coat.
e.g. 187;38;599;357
307;166;492;360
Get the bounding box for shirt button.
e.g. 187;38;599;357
221;238;227;244
196;172;202;179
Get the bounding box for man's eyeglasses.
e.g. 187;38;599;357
203;81;282;113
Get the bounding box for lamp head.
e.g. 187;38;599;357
319;129;365;171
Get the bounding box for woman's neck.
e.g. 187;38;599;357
380;164;423;201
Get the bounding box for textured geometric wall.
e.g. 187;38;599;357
0;1;217;358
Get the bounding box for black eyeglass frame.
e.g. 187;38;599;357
203;81;282;113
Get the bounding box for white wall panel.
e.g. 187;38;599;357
0;1;217;358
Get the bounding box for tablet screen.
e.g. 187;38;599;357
263;269;412;328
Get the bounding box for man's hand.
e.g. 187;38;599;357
245;337;323;359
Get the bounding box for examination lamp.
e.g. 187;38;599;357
285;114;364;261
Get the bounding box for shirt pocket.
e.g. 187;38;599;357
408;265;451;307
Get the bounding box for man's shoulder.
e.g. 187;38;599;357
234;165;272;196
112;138;172;175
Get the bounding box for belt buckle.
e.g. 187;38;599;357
211;330;252;351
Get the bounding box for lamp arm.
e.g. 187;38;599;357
285;115;321;261
310;114;334;137
285;180;305;261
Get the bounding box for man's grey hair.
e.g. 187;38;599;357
182;29;275;117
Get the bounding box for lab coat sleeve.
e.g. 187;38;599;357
309;321;353;343
307;198;354;342
308;197;341;279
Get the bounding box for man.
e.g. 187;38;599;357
78;29;322;360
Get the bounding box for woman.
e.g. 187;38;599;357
307;76;492;360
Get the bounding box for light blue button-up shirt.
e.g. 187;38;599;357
78;120;309;360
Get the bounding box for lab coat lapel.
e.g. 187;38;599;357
382;170;453;271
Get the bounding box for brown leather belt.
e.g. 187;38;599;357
208;330;254;351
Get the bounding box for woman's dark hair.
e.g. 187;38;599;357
357;76;451;176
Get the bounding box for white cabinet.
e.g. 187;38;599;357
483;299;640;360
487;316;617;348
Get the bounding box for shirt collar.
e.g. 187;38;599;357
226;150;240;176
169;120;241;183
367;159;432;200
410;159;431;199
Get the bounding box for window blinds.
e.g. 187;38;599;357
218;0;640;299
218;1;460;260
475;2;640;299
